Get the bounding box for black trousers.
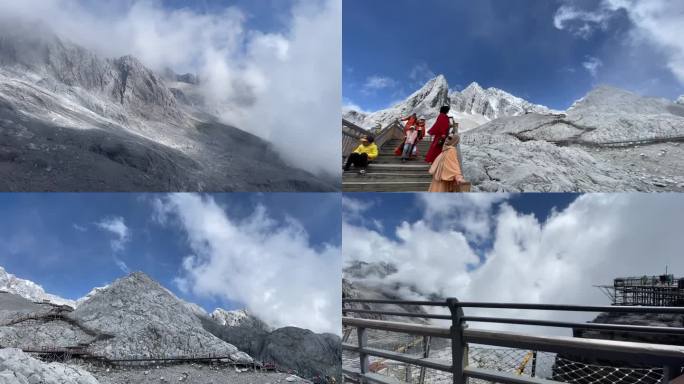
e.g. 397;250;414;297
344;153;369;170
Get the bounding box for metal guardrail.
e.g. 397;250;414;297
342;298;684;384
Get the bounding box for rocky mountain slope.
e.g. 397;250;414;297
201;311;341;380
0;267;335;383
71;272;251;362
0;21;337;192
0;266;74;307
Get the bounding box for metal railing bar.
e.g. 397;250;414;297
343;299;448;306
453;301;684;314
342;317;450;338
464;328;684;366
343;309;451;320
344;299;684;314
461;316;684;335
342;343;452;372
464;367;564;384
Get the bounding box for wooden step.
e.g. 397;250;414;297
359;163;430;172
343;181;432;192
373;158;430;165
343;172;432;181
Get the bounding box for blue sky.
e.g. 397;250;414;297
77;0;296;33
344;193;577;241
343;0;684;111
0;193;341;316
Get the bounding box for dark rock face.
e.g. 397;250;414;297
110;55;184;123
201;316;341;381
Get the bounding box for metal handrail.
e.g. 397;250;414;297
342;298;684;384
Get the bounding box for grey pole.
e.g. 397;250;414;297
447;298;467;384
358;327;369;377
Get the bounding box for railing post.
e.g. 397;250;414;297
531;351;537;378
357;326;369;379
447;298;467;384
419;335;432;384
661;365;671;384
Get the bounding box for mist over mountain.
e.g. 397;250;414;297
0;15;339;191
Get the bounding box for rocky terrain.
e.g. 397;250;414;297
343;75;684;192
201;310;341;380
0;267;338;383
0;21;338;192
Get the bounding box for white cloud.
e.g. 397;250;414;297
342;98;370;115
582;56;603;77
72;224;87;232
418;193;510;242
363;75;397;92
553;3;614;39
554;0;684;84
113;257;130;274
344;194;684;334
409;63;437;86
95;216;130;252
0;0;341;176
153;194;341;335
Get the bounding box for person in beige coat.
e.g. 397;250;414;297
428;135;465;192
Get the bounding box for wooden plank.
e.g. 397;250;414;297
342;317;450;338
464;367;563;384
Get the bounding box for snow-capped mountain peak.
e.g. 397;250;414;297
463;81;483;93
342;75;556;130
0;266;74;307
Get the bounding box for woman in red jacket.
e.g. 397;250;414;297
425;106;452;163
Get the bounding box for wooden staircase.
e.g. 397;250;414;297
343;138;433;192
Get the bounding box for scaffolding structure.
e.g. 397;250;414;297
596;274;684;306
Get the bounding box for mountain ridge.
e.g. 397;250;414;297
343;74;556;130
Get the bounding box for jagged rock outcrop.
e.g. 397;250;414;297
450;81;554;120
211;309;268;328
0;21;185;127
0;348;100;384
71;272;252;363
343;75;450;129
0;267;74;307
201;312;340;380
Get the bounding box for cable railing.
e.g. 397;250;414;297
341;298;684;384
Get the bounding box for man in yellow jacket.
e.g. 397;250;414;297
344;136;378;174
